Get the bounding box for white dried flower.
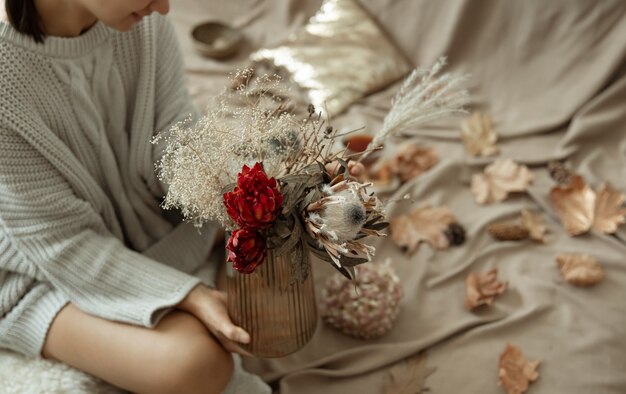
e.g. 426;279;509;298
360;57;470;162
153;70;325;229
304;179;385;274
316;189;367;242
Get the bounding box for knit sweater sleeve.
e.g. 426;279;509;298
0;127;201;329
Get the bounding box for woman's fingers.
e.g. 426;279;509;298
215;333;254;357
219;323;250;344
208;290;251;343
191;286;254;356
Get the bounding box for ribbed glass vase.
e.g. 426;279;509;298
226;249;318;358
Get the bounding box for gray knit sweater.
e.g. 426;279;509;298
0;15;218;358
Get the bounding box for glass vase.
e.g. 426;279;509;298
225;249;318;358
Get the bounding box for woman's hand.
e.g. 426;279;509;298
177;284;252;356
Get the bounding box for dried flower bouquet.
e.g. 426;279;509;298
154;59;468;282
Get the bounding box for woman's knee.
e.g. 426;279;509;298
154;315;235;394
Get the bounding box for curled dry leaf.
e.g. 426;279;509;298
464;268;508;311
520;208;547;242
461;111;499;157
374;144;439;183
556;253;604;287
550;176;626;235
593;183;626;233
384;352;436;394
498;343;540;394
471;159;533;204
390;204;456;254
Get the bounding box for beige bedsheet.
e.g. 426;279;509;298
170;1;626;393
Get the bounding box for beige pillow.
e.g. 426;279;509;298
250;0;411;116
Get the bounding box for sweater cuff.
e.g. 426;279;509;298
0;284;70;358
144;276;201;328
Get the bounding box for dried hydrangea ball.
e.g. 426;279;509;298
320;260;403;339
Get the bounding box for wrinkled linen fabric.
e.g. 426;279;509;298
171;0;626;393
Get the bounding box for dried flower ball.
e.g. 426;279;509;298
320;260;403;339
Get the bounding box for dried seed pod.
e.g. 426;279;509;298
320;260;403;339
444;222;466;246
487;221;530;241
547;160;572;185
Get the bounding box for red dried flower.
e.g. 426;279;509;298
226;229;267;274
223;162;283;229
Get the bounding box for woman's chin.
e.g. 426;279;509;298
108;18;139;32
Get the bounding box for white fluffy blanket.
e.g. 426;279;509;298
0;349;124;394
0;349;271;394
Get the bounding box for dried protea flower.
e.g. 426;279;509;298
304;179;386;276
312;188;367;242
320;260;403;339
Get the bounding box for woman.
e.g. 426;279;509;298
0;1;271;393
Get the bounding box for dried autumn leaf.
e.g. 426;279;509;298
593;183;626;234
520;209;547;242
464;268;508;310
374;144;439;183
556;253;604;287
390;204;456;254
498;343;540;394
384;352;436;394
471;159;533;204
549;175;595;235
461;111;499;157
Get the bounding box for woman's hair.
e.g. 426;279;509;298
5;0;45;43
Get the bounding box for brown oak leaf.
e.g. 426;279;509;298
550;176;625;235
390;204;456;254
374;144;439;183
520;208;547;242
593;183;626;233
498;343;540;394
556;253;604;287
471;159;533;204
461;111;499;157
464;268;508;310
384;352;436;394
